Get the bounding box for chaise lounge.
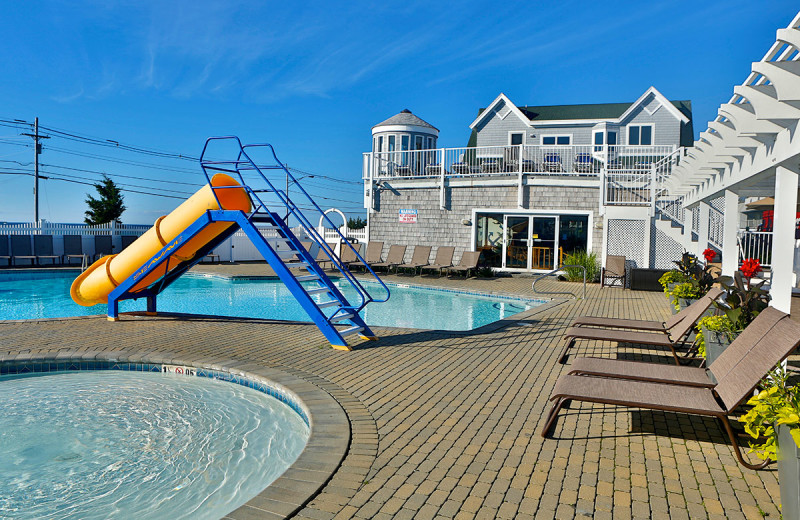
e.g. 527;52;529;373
542;307;800;470
420;246;455;276
559;288;722;365
446;251;481;278
395;245;431;275
371;244;406;273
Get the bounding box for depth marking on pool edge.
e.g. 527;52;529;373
162;364;197;376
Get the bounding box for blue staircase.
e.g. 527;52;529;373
106;136;390;350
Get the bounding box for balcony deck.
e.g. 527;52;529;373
1;265;794;519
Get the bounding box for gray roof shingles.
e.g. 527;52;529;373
373;109;438;131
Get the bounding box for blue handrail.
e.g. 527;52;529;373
198;136;389;312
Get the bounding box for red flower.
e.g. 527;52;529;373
741;258;762;279
703;248;717;263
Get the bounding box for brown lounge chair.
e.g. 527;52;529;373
542;307;800;470
359;241;384;271
420;246;455;276
0;235;11;266
570;287;724;332
339;243;363;270
446;251;481;278
601;254;626;288
559;288;722;365
396;245;431;275
371;245;406;273
34;235;60;265
11;235;36;266
62;235;86;265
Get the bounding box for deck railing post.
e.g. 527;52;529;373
439;149;446;210
650;164;657;217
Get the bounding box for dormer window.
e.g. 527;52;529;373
628;125;653;145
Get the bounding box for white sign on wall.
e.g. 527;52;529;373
399;209;418;223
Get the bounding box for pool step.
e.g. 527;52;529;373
317;300;342;309
330;313;354;323
282;261;308;269
295;274;320;282
306;287;331;295
339;326;365;337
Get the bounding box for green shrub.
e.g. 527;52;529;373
562;250;600;283
475;266;495;278
670;281;704;311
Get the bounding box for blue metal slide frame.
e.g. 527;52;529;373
105;137;389;350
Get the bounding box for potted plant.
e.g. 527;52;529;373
694;314;736;370
671;281;704;312
658;269;689;299
740;368;800;519
665;252;716;312
698;258;770;365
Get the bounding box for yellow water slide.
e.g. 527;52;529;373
71;173;251;309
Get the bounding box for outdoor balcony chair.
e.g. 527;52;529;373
396;245;432;275
451;162;472;175
559;288;722;365
425;164;443;176
371;244;407;273
420;246;455;276
574;153;598;174
94;235;113;260
446;251;481;278
601;255;627;288
10;235;36;266
542;307;800;470
34;235;60;265
542;152;564;173
361;241;384;271
569;287;724;333
62;235;86;265
479;158;502;174
0;235;10;266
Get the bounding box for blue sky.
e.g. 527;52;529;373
0;1;796;224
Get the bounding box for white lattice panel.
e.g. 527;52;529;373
651;227;685;269
607;219;646;269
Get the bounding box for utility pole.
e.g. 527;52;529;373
21;117;49;222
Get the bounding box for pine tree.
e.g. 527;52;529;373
84;176;126;225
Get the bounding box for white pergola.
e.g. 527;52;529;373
664;12;800;313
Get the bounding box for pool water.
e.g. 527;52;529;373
0;370;309;520
0;270;540;330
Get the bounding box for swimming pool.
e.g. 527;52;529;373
0;270;543;330
0;369;309;519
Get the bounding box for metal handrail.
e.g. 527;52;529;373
197;136;390;313
531;264;586;300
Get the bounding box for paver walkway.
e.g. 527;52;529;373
1;267;795;519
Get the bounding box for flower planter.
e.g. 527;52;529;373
700;326;732;375
678;298;697;311
777;423;800;520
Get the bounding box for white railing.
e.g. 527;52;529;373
738;230;773;267
364;144;677;180
603;146;683;206
0;220;150;236
655;196;685;226
708;207;724;248
321;227;366;243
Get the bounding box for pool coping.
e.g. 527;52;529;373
0;351;351;520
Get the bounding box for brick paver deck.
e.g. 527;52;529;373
1;266;794;520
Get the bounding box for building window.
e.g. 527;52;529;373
401;135;409;151
388;135;395;152
509;132;524;146
542;135;571;146
426;136;435;150
628;125;653;145
593;130;603;152
414;135;423;150
608;131;617;145
377;136;384;153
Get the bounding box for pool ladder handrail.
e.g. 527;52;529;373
198;136;390;315
532;264;586;300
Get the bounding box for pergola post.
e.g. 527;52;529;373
769;165;799;313
721;190;740;276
